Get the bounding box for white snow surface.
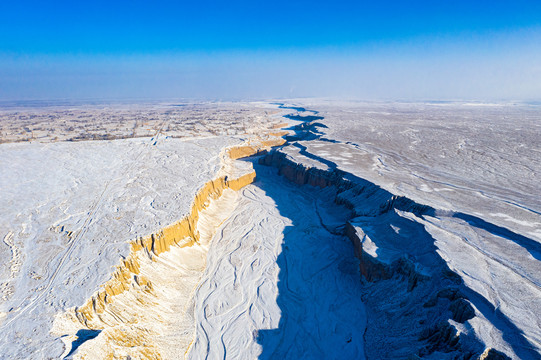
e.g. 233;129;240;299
273;100;541;359
188;163;365;359
0;134;240;358
1;100;540;359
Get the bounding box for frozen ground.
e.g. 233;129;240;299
0;102;281;358
260;101;541;359
317;101;540;238
0;134;240;358
188;163;365;359
0;100;539;359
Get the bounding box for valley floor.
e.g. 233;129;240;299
188;163;365;359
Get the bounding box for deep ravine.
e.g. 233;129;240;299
52;104;537;359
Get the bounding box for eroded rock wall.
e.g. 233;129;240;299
259;148;513;360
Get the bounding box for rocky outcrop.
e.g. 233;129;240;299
73;170;256;328
259;147;512;360
344;221;391;282
259;150;349;188
480;349;512;360
51;138;295;359
227;138;286;160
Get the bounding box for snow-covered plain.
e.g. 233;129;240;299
0;100;539;359
0;102;281;358
0;134;242;358
261;101;541;359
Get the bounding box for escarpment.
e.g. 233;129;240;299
54;175;256;358
227;137;286;159
259;148;513;360
48;103;534;359
51;140;280;359
74;170;256;327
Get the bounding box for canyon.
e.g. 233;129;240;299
0;101;539;359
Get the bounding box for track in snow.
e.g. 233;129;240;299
188;163;366;359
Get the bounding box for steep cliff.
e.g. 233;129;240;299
51;139;277;359
259;148;515;360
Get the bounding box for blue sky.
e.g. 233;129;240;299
1;1;540;101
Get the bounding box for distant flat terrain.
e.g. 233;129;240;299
0;102;279;143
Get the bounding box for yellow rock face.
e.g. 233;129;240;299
228;138;286;160
54;137;287;359
74;170;256;327
268;131;289;137
271;122;288;129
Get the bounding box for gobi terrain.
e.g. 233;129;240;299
0;101;539;359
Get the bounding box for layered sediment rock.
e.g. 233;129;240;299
73;171;256;327
227;138;286;159
259;148;512;360
51;140;275;359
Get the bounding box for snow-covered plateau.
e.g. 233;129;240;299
0;101;539;359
